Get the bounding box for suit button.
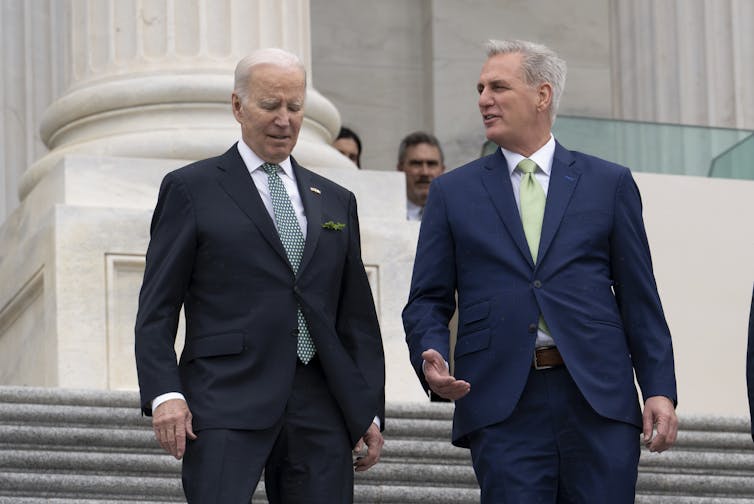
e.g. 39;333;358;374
293;286;301;295
292;329;299;337
528;323;538;333
533;280;542;288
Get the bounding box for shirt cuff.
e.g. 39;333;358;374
151;392;186;412
422;358;450;373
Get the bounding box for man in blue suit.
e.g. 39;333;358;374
135;48;385;503
403;39;678;502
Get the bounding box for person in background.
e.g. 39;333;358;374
396;131;446;221
403;39;677;503
333;126;362;168
135;48;385;504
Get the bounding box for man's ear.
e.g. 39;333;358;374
396;163;404;172
231;93;243;120
537;82;553;112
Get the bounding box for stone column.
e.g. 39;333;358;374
20;0;350;200
610;0;754;130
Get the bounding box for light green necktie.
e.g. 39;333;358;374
517;159;550;335
262;163;316;364
518;158;546;263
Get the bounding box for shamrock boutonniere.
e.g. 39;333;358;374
322;220;346;231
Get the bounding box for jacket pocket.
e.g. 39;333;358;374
591;319;624;330
454;329;490;359
181;332;244;363
460;300;490;327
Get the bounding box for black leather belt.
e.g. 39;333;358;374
533;346;564;370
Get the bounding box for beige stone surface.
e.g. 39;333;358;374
0;154;427;401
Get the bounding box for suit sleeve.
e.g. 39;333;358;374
610;170;677;405
402;179;457;391
335;192;386;428
134;172;197;415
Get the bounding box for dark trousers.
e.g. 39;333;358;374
468;365;641;504
181;357;354;504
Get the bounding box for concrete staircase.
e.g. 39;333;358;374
0;386;753;503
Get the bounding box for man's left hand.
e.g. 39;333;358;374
353;422;383;472
642;395;678;453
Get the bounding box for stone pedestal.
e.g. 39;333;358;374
0;154;426;401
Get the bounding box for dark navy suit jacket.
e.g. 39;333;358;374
746;285;754;441
403;141;677;447
135;145;385;446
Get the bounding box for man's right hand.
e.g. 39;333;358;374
152;398;197;459
422;349;471;400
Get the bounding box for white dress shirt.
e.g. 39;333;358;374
406;200;424;221
500;134;556;348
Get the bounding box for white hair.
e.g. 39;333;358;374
233;48;306;101
485;39;567;123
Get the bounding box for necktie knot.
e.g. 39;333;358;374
261;162;280;176
517;158;538;175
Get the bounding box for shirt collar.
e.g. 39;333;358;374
236;138;295;179
501;134;555;176
406;199;423;221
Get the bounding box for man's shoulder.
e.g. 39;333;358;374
556;142;631;177
164;146;238;182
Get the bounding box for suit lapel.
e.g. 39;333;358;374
480;150;533;267
293;159;322;276
214;145;290;267
538;142;580;265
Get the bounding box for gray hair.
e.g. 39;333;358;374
485;39;567;122
233;48;306;102
397;131;445;165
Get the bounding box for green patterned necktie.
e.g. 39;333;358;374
518;158;546;263
517;158;551;335
262;163;316;364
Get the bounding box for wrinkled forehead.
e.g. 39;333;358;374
248;64;306;98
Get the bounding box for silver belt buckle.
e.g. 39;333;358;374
533;346;554;370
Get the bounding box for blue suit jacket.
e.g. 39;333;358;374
135;145;385;446
403;141;677;447
746;285;754;441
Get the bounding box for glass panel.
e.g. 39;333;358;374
709;134;754;180
551;116;754;180
479;116;754;181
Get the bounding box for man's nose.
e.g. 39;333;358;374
274;110;290;126
478;88;492;108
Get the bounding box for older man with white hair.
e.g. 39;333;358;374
135;47;385;503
